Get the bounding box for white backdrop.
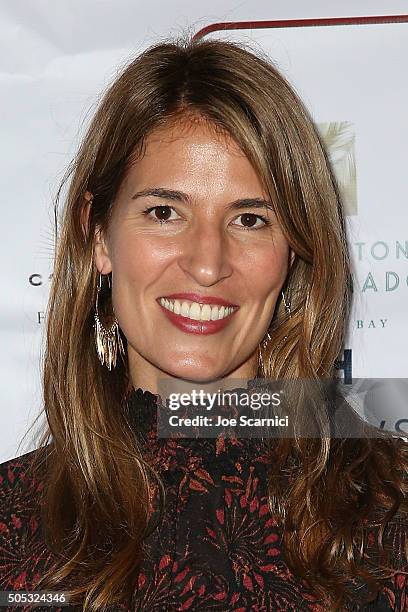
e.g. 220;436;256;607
2;0;408;463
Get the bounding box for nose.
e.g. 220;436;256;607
177;223;233;287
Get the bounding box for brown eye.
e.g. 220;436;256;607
154;206;172;221
141;205;181;224
234;213;269;230
240;213;258;227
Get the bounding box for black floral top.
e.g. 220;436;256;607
0;385;407;611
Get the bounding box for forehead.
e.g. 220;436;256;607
143;114;244;162
122;114;264;194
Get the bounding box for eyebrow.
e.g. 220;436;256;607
131;187;275;212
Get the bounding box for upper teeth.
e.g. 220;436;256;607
159;298;236;321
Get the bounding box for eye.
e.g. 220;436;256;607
141;206;272;230
233;213;271;230
141;205;181;223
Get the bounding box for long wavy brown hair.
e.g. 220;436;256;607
26;35;408;610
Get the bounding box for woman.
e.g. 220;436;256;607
1;36;407;611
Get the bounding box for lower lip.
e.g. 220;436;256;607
157;302;239;335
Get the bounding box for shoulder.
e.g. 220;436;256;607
0;447;52;590
0;447;48;500
0;445;49;528
0;445;52;526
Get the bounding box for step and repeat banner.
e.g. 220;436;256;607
1;7;407;462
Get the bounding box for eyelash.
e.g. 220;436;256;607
141;205;272;230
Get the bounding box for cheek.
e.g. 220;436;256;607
110;236;169;336
113;236;169;285
239;240;289;295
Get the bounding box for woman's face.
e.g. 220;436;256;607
94;116;292;389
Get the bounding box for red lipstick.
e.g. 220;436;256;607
156;295;239;335
161;292;238;307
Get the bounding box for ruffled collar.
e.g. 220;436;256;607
123;378;278;477
124;376;265;440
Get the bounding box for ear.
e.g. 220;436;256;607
94;224;113;275
80;191;113;275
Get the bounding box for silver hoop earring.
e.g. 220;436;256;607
281;290;292;318
94;272;125;370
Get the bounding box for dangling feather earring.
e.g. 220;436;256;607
94;272;125;370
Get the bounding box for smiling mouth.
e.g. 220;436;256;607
158;297;239;321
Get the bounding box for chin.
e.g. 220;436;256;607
160;360;225;384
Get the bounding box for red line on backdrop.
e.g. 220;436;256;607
193;14;408;40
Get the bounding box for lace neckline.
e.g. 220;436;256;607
124;377;263;439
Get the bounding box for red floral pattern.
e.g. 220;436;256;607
0;386;407;611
